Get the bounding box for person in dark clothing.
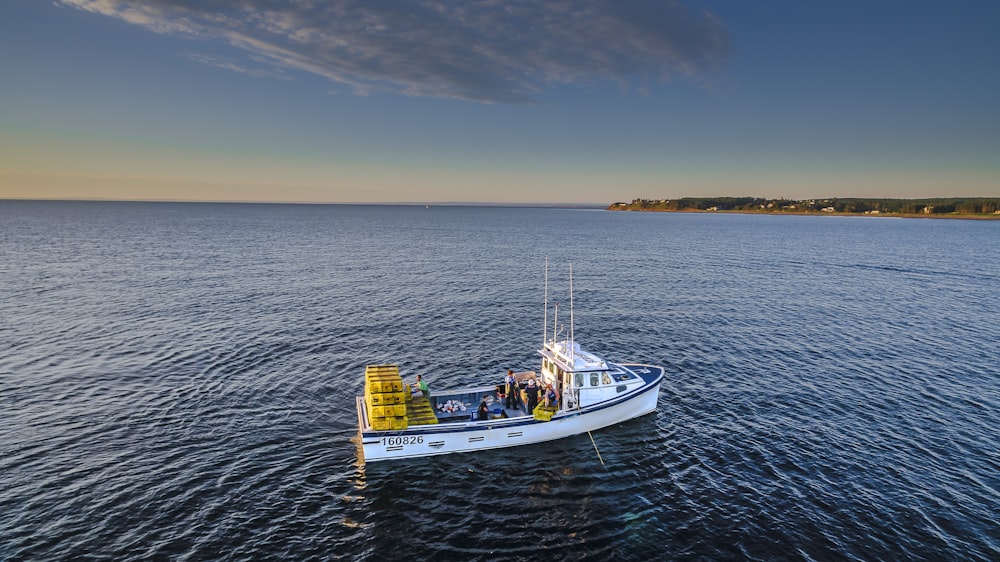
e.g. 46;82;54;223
477;397;491;421
524;378;540;414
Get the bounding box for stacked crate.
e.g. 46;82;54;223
406;396;439;426
533;403;557;422
364;364;408;430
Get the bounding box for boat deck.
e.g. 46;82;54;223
407;386;538;425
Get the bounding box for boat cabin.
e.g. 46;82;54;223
539;340;645;409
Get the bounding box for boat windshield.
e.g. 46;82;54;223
573;369;634;387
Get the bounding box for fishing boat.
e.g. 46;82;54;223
354;264;664;463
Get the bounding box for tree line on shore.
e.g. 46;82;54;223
608;197;1000;215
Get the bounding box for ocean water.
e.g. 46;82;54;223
1;200;997;561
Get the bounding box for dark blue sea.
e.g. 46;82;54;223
2;200;998;561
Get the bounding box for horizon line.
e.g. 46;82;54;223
0;197;607;208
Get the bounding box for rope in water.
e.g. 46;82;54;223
588;430;605;466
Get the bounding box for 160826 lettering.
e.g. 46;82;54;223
382;436;423;447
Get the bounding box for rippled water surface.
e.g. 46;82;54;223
2;201;998;561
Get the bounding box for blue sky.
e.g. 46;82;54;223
2;1;998;204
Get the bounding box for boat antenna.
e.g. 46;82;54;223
569;263;574;357
543;257;548;346
552;302;558;346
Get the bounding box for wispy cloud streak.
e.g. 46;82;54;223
60;0;728;103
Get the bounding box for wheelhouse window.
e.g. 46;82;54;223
590;373;599;387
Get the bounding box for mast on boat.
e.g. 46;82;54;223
542;260;576;360
543;257;548;347
569;262;574;366
552;303;558;346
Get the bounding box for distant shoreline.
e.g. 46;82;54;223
608;197;1000;220
608;208;1000;220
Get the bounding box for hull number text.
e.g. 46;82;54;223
382;436;423;447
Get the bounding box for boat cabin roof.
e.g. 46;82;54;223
539;340;609;372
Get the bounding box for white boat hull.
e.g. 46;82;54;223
357;364;663;462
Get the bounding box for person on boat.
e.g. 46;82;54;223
477;397;491;421
504;369;518;409
524;378;540;413
411;374;430;401
544;383;559;408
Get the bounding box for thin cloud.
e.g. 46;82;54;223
185;53;290;79
59;0;729;104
